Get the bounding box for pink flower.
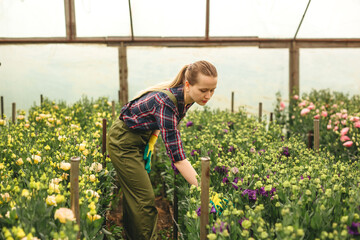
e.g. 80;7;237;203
332;104;338;108
314;114;320;119
279;102;285;111
333;126;339;131
340;135;350;142
343;141;353;148
350;116;359;122
355;122;360;128
298;101;307;107
342;114;348;119
291;115;295;119
327;125;332;130
341;120;347;125
293;95;299;100
340;127;349;136
321;111;328;117
307;104;315;110
300;108;310;116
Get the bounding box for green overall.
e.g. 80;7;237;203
108;90;178;240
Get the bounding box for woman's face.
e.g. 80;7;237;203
186;73;218;106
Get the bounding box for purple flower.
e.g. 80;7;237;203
282;147;290;157
171;162;180;175
238;217;249;227
214;166;229;174
250;148;256;154
212;226;216;233
242;189;257;201
223;129;228;133
281;135;285;141
196;207;201;216
258;149;266;156
228;146;235;152
222;177;229;184
190;149;201;156
207;150;213;156
186;121;193;127
348;222;360;235
210;205;216;214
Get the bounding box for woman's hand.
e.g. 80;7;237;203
174;159;199;187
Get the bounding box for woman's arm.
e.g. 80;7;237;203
174;159;199;187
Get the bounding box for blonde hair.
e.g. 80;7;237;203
133;60;218;99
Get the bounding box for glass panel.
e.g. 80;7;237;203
298;0;360;38
127;47;289;115
0;0;66;37
75;0;131;37
131;0;206;37
210;0;309;38
0;44;119;115
301;49;360;96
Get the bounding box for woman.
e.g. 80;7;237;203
108;60;218;239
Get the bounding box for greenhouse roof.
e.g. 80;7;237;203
1;0;360;47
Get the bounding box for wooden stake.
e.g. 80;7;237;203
112;101;115;119
102;118;107;167
70;156;81;228
314;119;320;152
307;130;313;149
40;94;43;107
173;171;178;240
289;41;300;99
200;156;210;240
270;112;273;122
259;102;262;122
231;92;234;113
12;102;16;124
1;96;3;119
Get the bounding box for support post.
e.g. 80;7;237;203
314;119;320;152
102;118;107;167
289;41;299;99
119;42;128;105
270;112;273;122
231;91;234;113
259;102;262;122
307;130;314;149
173;172;178;240
200;156;210;240
1;96;3;119
70;156;81;228
12;102;16;124
41;94;43;107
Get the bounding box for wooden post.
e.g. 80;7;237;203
119;43;128;105
307;130;314;149
259;102;262;122
200;156;210;240
314;119;319;151
70;156;81;228
102;118;107;167
40;94;43;107
112;101;116;119
289;41;299;99
270;112;273;122
173;172;178;240
118;90;121;104
1;96;3;119
12;102;16;124
231;92;234;113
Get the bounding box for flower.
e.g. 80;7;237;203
60;162;71;171
171;162;180;175
186;121;193;127
300;108;310;116
90;162;102;172
16;158;24;166
341;127;349;136
343;141;353;148
314;114;320;119
327;124;332;130
89;174;96;182
321;111;328;117
196;207;201;216
340;135;350;142
348;222;360;235
293;95;299;100
279;102;285;111
87;212;101;221
355;121;360;128
46;195;57;206
54;208;75;223
31;155;41;164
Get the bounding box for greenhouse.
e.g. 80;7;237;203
1;0;360;239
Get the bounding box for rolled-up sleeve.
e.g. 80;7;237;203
155;101;186;162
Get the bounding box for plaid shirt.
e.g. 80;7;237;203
120;85;193;162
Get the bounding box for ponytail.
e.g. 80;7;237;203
133;60;217;100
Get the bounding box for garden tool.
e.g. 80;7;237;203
143;133;158;173
210;192;228;216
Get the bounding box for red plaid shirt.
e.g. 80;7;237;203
120;85;193;162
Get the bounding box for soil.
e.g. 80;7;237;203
106;191;174;239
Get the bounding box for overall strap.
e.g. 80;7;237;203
157;89;178;109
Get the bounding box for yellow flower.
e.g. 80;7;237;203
55;194;65;204
242;220;251;229
89;174;96;182
1;193;11;202
54;208;75;223
21;189;30;198
31;155;41;164
0;163;4;169
87;212;101;222
16;158;24;166
207;233;217;240
46;195;57;206
60;162;71;171
17;115;25;120
24;123;30;128
83;149;89;156
44;145;51;151
49;183;60;194
90;162;103;173
79;144;86;151
0;119;6;125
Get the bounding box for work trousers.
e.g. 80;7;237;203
108;118;158;240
